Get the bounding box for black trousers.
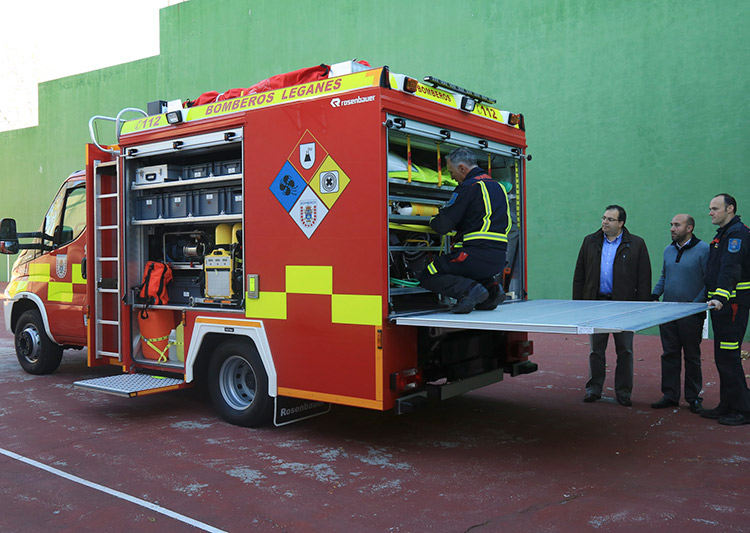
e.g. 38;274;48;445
658;312;705;403
419;246;505;301
710;303;750;413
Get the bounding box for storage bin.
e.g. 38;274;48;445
164;192;191;218
225;188;243;214
184;163;213;180
194;189;225;216
215;159;242;176
135;195;162;220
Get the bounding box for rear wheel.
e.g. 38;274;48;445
208;339;273;427
14;309;64;375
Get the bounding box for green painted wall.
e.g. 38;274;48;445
1;0;748;337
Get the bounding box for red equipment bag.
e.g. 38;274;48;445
138;261;173;317
186;63;334;107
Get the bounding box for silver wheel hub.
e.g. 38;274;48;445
219;355;257;410
18;325;42;364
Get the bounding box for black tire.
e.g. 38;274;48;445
208;339;273;427
14;309;64;375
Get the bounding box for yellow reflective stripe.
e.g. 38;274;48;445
28;263;50;282
478;181;492;233
463;231;508;243
737;281;750;290
331;294;382;326
48;282;73;302
709;290;737;299
72;263;86;284
719;341;739;350
247;266;383;326
427;262;438;275
286;265;333;295
714;288;731;299
142;335;171;362
245;291;287;320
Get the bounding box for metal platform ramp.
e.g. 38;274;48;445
74;374;189;398
393;299;709;334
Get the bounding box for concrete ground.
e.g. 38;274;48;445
1;298;749;531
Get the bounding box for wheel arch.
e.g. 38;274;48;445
185;317;277;398
7;293;59;345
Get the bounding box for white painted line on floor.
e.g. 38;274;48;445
0;447;226;533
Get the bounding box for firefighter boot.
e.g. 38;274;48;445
475;282;507;311
451;284;489;314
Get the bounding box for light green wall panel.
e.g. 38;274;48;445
1;0;748;338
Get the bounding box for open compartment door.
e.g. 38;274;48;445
85;143;123;367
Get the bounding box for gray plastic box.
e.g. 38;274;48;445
164;192;191;218
135;195;161;219
226;188;243;214
215;159;242;176
194;189;224;216
184;163;213;180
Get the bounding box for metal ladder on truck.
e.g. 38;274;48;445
92;159;122;363
75;109;188;397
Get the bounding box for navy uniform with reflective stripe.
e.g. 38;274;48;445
705;215;750;414
419;167;510;300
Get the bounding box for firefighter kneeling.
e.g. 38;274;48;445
419;147;510;313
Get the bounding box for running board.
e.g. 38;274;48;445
74;374;190;398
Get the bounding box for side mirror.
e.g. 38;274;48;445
0;218;19;254
55;225;74;246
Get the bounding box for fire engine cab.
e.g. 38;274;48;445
1;61;706;426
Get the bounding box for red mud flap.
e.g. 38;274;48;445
73;374;190;397
274;396;331;427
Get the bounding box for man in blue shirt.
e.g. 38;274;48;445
650;214;709;413
573;205;652;406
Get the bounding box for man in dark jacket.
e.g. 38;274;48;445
700;193;750;426
573;205;651;406
419;147;510;313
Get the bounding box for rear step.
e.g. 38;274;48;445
74;374;190;398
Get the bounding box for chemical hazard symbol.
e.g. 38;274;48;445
270;161;305;212
272;131;348;238
291;187;329;239
289;130;328;182
309;155;350;209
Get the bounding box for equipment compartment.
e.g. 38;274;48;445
124;129;244;321
385;118;525;315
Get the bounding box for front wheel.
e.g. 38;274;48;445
15;309;64;375
208;339;273;427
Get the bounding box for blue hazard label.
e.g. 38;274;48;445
728;238;741;253
270;161;305;212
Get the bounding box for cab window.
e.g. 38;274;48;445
58;186;86;246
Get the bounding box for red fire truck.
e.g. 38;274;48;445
1;61;705;426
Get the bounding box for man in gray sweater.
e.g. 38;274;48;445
651;214;709;412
